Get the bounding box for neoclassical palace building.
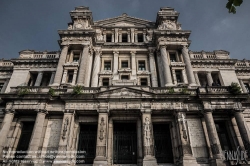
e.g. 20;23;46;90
1;6;250;166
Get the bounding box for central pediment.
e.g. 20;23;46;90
94;14;155;27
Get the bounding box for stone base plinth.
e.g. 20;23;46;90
93;156;108;166
143;155;157;166
181;156;199;166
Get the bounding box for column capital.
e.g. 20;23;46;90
35;109;48;114
94;48;102;55
130;51;136;55
182;45;189;49
206;71;212;74
4;109;15;114
148;47;155;54
63;109;75;114
113;51;119;55
160;45;167;49
141;108;152;114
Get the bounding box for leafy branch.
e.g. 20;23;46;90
226;0;243;14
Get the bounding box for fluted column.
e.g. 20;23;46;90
182;46;196;86
141;108;157;165
49;72;56;85
53;45;69;86
113;51;119;80
203;110;222;158
131;51;137;80
94;110;109;166
91;48;102;87
34;71;43;86
148;48;158;87
206;71;213;86
0;109;15;161
239;79;248;93
234;109;250;152
27;109;47;160
77;45;89;86
194;71;200;86
160;46;173;86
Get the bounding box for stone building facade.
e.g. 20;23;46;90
0;6;250;166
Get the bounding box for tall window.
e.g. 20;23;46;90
169;53;176;62
175;70;183;83
104;61;111;70
121;75;129;80
122;34;128;42
215;122;232;151
138;61;146;71
67;71;74;83
106;34;112;42
73;53;80;62
140;78;148;86
138;33;143;42
121;61;128;68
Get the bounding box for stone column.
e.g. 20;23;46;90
107;118;113;166
234;109;250;152
239;79;248;93
49;72;56;86
85;51;93;87
0;109;15;161
118;33;122;42
91;48;102;87
1;78;10;93
61;69;68;84
34;71;43;86
54;110;75;165
194;71;200;86
135;33;138;42
72;69;78;85
203;109;224;164
131;28;135;43
231;116;245;151
103;33;106;42
143;33;146;42
127;32;131;42
137;118;143;166
111;33;114;42
53;45;69;86
182;46;196;86
94;110;109;166
77;45;89;86
115;29;118;43
160;46;173;86
148;48;158;87
141;109;157;166
131;51;137;80
27;109;47;160
172;69;177;84
182;69;188;84
113;51;119;80
156;51;165;87
206;71;213;86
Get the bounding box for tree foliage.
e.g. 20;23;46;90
226;0;243;14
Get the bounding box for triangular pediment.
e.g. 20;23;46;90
96;87;153;98
94;14;155;27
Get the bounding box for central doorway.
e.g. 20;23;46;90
113;122;137;164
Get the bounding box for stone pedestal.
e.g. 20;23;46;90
141;109;157;166
93;111;109;166
0;109;15;162
53;110;76;166
53;45;69;86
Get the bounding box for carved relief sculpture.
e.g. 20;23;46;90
62;117;69;139
144;117;152;155
99;117;105;142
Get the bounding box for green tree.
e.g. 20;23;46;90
226;0;243;14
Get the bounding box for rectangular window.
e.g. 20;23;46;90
138;33;143;42
73;54;80;62
169;53;177;62
215;122;233;151
138;60;146;71
121;75;129;80
121;61;128;68
175;70;183;83
104;61;111;70
244;83;250;93
106;34;112;42
141;78;148;86
122;33;128;42
67;71;74;83
0;83;4;91
102;78;109;86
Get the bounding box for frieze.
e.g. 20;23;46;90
65;103;97;110
61;36;92;42
158;36;187;42
157;20;181;30
137;71;151;75
99;70;113;75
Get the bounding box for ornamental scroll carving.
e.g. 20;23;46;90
62;117;69;140
99;117;105;142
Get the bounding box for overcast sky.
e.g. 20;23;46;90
0;0;249;60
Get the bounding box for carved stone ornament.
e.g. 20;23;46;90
96;29;104;41
99;117;105;142
144;117;151;146
62;117;69;140
158;20;177;30
68;24;73;30
73;18;91;30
